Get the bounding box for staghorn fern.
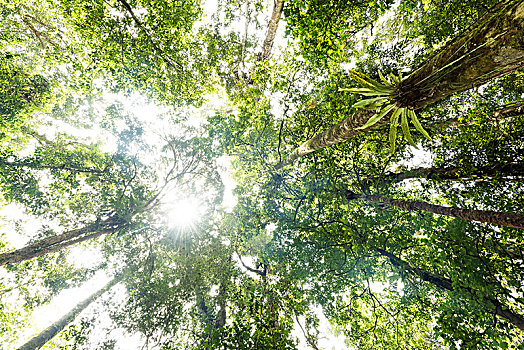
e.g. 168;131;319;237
340;70;430;153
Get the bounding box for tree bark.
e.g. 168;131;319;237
361;193;524;229
431;99;524;130
0;217;123;266
396;0;524;108
363;163;524;186
214;280;227;329
274;109;375;169
259;0;284;62
275;0;524;169
17;277;120;350
375;248;524;331
493;100;524;119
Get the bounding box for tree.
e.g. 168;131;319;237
2;0;524;348
340;189;524;229
0;56;50;132
0;216;129;266
275;0;524;169
374;247;524;331
16;276;120;350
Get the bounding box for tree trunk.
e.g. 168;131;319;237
431;99;524;130
17;277;120;350
275;0;524;169
274;109;375;169
396;0;524;108
0;217;123;266
363;163;524;187
259;0;284;62
375;248;524;331
214;280;227;329
493;100;524;119
361;193;524;229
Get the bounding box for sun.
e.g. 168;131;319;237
167;198;204;229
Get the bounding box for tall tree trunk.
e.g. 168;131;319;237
259;0;284;62
17;277;120;350
432;99;524;130
275;0;524;169
214;280;227;329
363;163;524;187
374;248;524;331
493;100;524;119
358;193;524;229
0;217;124;266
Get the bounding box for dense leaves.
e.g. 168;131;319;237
1;0;523;349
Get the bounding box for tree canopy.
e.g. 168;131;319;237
1;0;523;349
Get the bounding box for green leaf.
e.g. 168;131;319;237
389;107;402;153
388;72;400;84
348;70;382;89
357;103;396;130
352;97;389;109
408;109;431;140
401;109;416;146
363;102;387;110
378;70;391;86
339;88;375;93
340;88;391;97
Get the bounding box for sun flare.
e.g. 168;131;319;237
167;198;204;229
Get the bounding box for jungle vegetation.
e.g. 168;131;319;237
1;0;523;349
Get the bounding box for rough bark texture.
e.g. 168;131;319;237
0;217;122;266
493;100;524;118
396;0;524;108
364;163;524;186
274;109;377;169
259;0;284;62
17;277;120;350
364;194;524;229
275;0;524;169
214;280;227;329
375;248;524;331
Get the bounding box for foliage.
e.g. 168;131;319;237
1;0;524;349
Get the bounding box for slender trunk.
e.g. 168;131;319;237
432;99;524;130
259;0;284;61
374;248;524;331
361;193;524;229
493;100;524;119
364;163;524;186
17;277;120;350
274;109;375;169
214;280;227;329
0;217;122;266
275;0;524;169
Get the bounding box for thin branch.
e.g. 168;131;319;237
235;249;265;277
277;119;285;163
115;0;183;72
